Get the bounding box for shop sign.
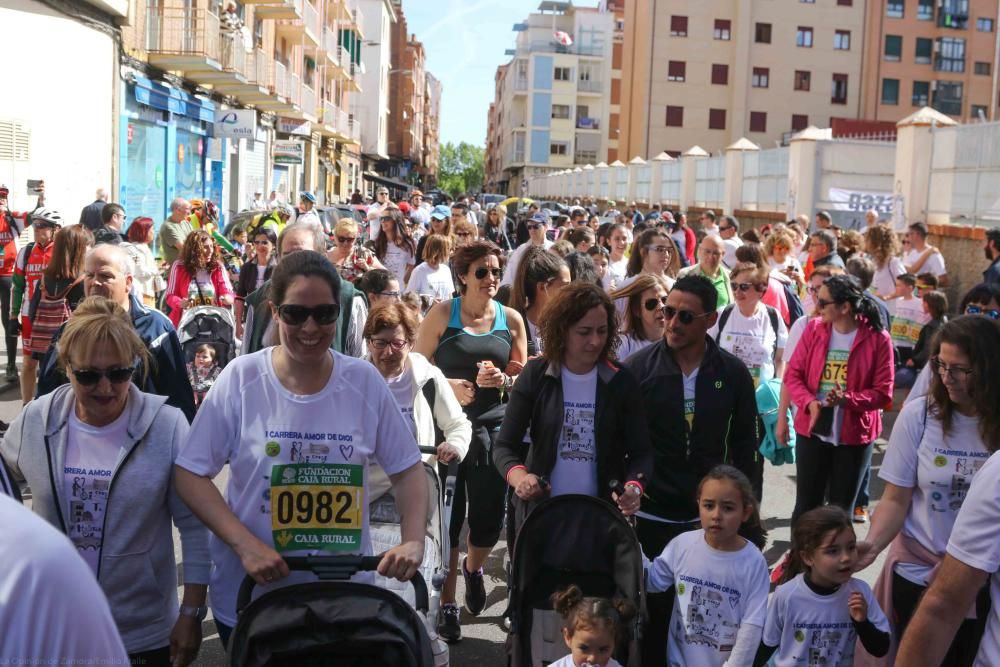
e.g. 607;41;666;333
277;117;311;137
214;109;257;139
274;140;305;165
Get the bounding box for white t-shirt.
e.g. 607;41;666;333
784;315;813;364
905;247;947;278
890;296;928;349
946;451;1000;667
550;366;599;497
406;261;454;302
873;257;905;300
255;264;268;290
880;398;991;584
616;332;653;362
722;237;743;270
647;529;769;667
607;257;629;291
501;239;554;288
763;574;889;667
189;268;217;306
64;409;129;574
0;494;129;663
386;368;417;439
383;243;414;287
548;656;623;667
708;303;788;386
816;329;857;445
175;348;421;626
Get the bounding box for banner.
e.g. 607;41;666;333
274;140;305;165
826;187;894;215
213;109;256;139
277;117;311;136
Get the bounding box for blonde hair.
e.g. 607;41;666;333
58;296;150;378
423;234;451;265
764;229;795;257
334;217;359;237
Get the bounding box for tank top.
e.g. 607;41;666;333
434;297;513;420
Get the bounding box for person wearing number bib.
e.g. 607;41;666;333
781;275;893;526
174;251;428;649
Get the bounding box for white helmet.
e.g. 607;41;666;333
30;207;64;227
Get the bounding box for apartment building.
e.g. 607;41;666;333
424;73;443;186
356;0;396;163
386;5;426;186
619;0;866;158
485;1;614;196
860;0;1000;123
601;0;626;163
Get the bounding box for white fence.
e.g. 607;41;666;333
694;155;725;209
741;147;789;212
812;139;896;230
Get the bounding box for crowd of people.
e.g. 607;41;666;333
1;181;1000;667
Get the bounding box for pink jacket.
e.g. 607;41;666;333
164;261;234;327
784;317;894;445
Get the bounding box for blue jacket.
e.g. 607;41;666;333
36;293;196;422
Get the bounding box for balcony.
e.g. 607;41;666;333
346;2;365;39
213;47;272;103
347;113;361;144
288;70;302;107
578;79;603;94
512;150;526;164
316;99;339;135
272;60;288;99
576;117;600;130
300;83;317;118
513;76;528;92
256;0;306;38
321;28;340;67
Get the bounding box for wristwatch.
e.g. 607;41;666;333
179;605;208;621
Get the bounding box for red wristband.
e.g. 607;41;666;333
506;465;527;486
625;480;644;496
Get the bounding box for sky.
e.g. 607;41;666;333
403;0;601;149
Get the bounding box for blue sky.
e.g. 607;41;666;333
403;0;600;148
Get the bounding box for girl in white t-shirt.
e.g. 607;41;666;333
646;466;770;667
548;584;636;667
758;506;890;667
405;234;454;302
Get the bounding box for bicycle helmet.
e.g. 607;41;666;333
30;207;64;227
203;200;219;220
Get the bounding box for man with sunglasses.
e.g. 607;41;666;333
500;213;554;288
622;274;761;667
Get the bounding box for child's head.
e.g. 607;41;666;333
782;506;857;586
696;465;767;549
895;273;917;297
232;226;248;245
916;272;939;296
922;290;948;320
194;344;217;368
552;585;635;667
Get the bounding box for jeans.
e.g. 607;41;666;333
792;434;873;525
895;366;918;389
855;464;871;508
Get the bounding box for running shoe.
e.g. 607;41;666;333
439;603;462;643
462;557;487;616
854;506;870;524
5;363;16;381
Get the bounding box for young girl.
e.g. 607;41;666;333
549;585;636;667
754;506;890;667
646;465;770;667
186;343;222;407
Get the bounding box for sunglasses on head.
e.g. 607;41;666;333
663;306;710;324
71;365;136;386
644;295;669;311
474;267;502;280
276;303;340;326
966;305;1000;320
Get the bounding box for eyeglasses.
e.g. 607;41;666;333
646;245;672;254
336;236;357;244
70;365;137;386
276;303;340;326
931;357;974;381
643;296;669;311
733;283;760;292
807;285;821;296
966;305;1000;320
663;307;711;325
378;291;401;300
474;267;502;280
815;298;839;309
369;338;409;351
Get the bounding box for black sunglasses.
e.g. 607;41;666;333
643;296;669;311
527;223;544;230
276;303;340;326
663;306;711;324
336;235;357;244
474;267;502;280
733;282;760;292
966;305;1000;320
71;365;137;386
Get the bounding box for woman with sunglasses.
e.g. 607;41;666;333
163;230;235;327
414;240;527;642
853;316;1000;667
174;251;428;648
610;273;669;361
509;245;571;357
1;296;210;666
453;219;479;248
234;227;277;339
781;274;893;525
374;206;416;287
416;207;454;266
483;204;513;252
327;217;384;284
620;228;681;292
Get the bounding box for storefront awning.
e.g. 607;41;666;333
132;76;215;122
362;171;411;192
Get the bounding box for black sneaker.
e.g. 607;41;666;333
439;603;462;643
462;557;487;616
4;363;16;381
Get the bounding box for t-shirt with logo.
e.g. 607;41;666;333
880;397;990;585
646;529;769;667
891;296;929;349
63;409;129;574
708;304;788;387
816;329;857;445
763;574;889;667
14;241;53;316
187;268;217;307
549;366;598;497
382;243;414;287
175;348;421;627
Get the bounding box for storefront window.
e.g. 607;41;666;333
175;129;206;204
124;121;167;229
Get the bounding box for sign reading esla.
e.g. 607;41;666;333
213;109;256;139
274;140;305;165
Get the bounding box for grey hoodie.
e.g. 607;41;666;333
0;384;210;653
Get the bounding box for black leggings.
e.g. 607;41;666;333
128;646;170;666
448;432;506;550
0;275;15;366
892;571;989;667
792;434;873;525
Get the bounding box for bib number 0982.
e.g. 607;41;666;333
275;489;353;526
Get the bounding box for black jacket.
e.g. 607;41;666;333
78;200;106;231
494;357;654;504
622;336;760;521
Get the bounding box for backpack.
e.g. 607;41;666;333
783;281;805;325
27;276;84;355
715;303;782;358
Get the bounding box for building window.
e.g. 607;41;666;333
794;70;811;91
976;61;992;76
833;30;850;50
551;104;571;119
933;81;963;115
714;19;731;40
972;104;988;118
796;26;813;47
711;63;729;85
915;37;932;64
666;106;684;126
978;18;995;32
882;78;900;105
749;112;767;133
918;0;934;20
939;0;969;29
936;37;966;72
832;73;849;104
755;22;772;43
670;15;688;36
667;61;686;82
913;81;930;106
752;67;770;88
550;142;568;155
555;67;572;81
887;1;904;18
792;114;809;131
885;35;902;61
837;0;853;5
709;108;726;130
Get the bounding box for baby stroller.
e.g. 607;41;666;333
506;494;646;667
177;305;238;368
229;555;434;667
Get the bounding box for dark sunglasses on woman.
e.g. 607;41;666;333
644;295;669;311
474;267;502;280
70;365;137;386
276;303;341;326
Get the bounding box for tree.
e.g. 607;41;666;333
438;142;484;197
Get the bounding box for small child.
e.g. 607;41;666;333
890;273;928;366
897;290;948;388
915;271;939;297
645;465;770;667
549;585;636;667
753;506;890;667
187;343;221;407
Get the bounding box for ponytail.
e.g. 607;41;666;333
824;274;885;332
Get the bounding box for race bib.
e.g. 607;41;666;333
819;349;849;396
270;463;364;553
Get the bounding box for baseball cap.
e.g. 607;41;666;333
430;205;451;220
300;191;317;203
529;213;549;225
398;201;412;214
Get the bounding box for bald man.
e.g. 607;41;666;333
678;235;733;308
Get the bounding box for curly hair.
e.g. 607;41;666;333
763;229;795;258
180;230;222;276
538;281;618;367
626;228;681;278
865;223;900;268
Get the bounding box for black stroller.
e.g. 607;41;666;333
229;555;435;667
506;495;646;667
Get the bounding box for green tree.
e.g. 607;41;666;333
438;141;484;197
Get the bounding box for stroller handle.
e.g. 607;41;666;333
236;554;429;614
